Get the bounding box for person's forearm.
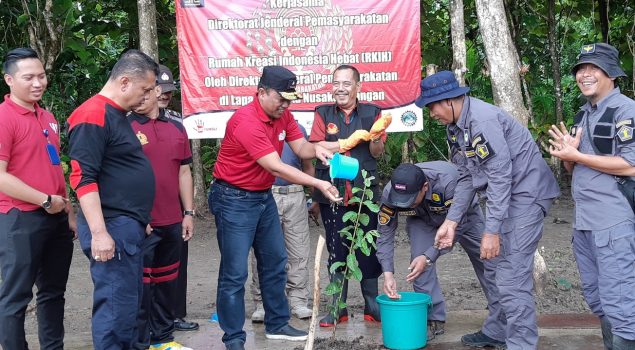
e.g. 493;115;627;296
179;166;194;211
575;153;635;176
369;139;384;158
78;191;107;236
0;172;49;205
315;140;340;154
270;163;322;188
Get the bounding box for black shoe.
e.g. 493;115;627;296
225;341;245;350
427;320;445;341
265;324;308;341
461;330;506;349
174;318;199;331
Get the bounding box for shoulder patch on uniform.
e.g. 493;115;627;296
617;122;634;144
399;209;417;216
380;204;395;216
472;133;496;162
444;199;453;207
465;149;475;158
431;192;443;204
378;212;391;225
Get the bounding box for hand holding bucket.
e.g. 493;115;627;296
329;153;359;181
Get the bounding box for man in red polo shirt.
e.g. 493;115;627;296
210;65;341;350
129;81;194;350
0;47;75;349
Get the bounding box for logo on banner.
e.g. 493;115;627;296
401;111;417;127
181;0;204;7
246;0;353;93
194;118;205;133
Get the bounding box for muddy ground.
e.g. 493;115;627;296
23;191;589;347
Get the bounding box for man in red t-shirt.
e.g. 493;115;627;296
210;66;340;350
129;80;194;350
0;48;75;349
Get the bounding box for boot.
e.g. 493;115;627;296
614;334;635;350
601;317;613;350
361;278;381;322
319;272;349;327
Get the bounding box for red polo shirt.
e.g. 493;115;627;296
0;95;66;212
128;111;192;226
213;94;303;191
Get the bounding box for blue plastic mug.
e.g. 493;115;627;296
329;153;359;181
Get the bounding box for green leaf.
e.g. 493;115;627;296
329;261;346;274
358;213;370;226
352;187;362;193
17;14;29;26
350;265;363;281
348;197;361;204
337;300;347;310
360;244;371;256
346;253;358;270
364;189;374;199
325;281;342;295
342;211;357;223
361;169;368;178
364;201;379;213
364;177;372;187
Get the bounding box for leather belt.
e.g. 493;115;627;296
271;184;304;195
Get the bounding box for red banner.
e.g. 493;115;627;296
176;0;422;138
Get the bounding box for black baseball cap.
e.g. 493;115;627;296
157;65;177;93
259;66;303;100
571;43;626;79
386;163;427;208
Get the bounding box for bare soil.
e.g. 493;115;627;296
23;191;588;348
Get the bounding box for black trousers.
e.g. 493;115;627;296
0;209;73;350
174;240;189;319
136;223;184;348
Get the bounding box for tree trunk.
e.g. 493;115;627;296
137;0;159;61
547;0;564;181
191;139;208;215
450;0;467;86
20;0;64;73
598;0;610;44
475;0;531;126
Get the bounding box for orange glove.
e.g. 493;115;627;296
369;113;392;140
338;130;371;152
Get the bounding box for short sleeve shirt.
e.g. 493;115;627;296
0;95;66;212
213;94;303;190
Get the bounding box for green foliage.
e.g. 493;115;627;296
324;170;380;333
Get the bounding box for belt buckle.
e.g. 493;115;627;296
278;186;289;195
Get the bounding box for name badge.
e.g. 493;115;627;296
46;144;60;165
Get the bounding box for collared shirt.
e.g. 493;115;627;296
68;94;155;225
375;161;479;273
0;95;66;212
129;112;193;226
273;123;308;186
571;88;635;230
213;93;304;191
446;96;559;233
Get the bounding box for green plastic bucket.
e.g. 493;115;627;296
376;292;432;349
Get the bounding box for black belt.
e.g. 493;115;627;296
215;179;270;193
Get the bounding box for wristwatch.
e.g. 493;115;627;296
41;195;52;210
423;254;433;266
183;210;195;216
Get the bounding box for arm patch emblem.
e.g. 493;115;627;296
378;212;391;225
472;133;496;162
380;204;395;216
617;119;635;145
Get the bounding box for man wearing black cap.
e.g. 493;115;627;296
156;64;200;332
209;65;341;350
376;161;504;344
416;71;560;349
548;43;635;350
